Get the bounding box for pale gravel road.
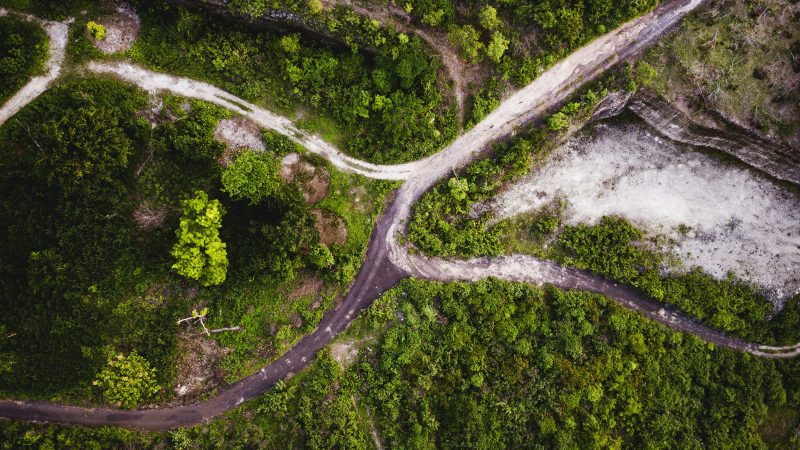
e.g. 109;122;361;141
2;0;799;431
0;10;69;125
86;61;417;180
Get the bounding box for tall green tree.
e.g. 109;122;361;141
171;191;228;286
221;150;281;205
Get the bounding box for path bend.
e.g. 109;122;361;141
0;10;69;125
2;0;800;432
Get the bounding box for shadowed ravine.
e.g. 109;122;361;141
1;0;799;430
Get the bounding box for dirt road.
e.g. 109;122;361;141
2;0;798;431
0;11;69;125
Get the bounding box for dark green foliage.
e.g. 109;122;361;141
409;87;604;257
0;76;387;400
0;79;177;397
131;3;456;163
0;16;47;103
466;77;503;128
353;279;800;448
161;100;230;161
551;216;794;343
556;216;656;285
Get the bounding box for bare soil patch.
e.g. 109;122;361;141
330;340;359;368
287;275;324;302
348;185;369;213
280;154;330;203
489;122;800;302
313;209;347;245
170;330;230;405
90;3;140;54
214;116;265;152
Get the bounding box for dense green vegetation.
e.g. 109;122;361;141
228;0;659;87
2;279;799;448
0;15;47;103
407;77;800;345
0;77;391;402
645;0;800;143
408;86;606;257
549;216;800;344
128;2;457;163
403;0;659;83
353;279;800;448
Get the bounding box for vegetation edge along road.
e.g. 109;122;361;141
1;0;799;431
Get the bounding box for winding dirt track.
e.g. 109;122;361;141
0;9;69;125
1;0;799;430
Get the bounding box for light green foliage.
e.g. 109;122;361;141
221;150;281;205
546;111;569;131
279;34;301;54
171;191;228;286
447;177;469;201
307;0;323;14
92;352;159;409
447;24;484;64
310;243;334;268
478;5;500;30
633;60;657;87
86;20;106;40
485;31;509;63
422;8;446;26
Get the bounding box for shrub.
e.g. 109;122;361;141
86;21;106;40
221;151;281;205
171;191;228;286
93;352;159;409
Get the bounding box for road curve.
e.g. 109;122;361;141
86;61;416;181
0;10;69;126
2;0;799;431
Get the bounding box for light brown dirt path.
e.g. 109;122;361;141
3;0;799;433
87;61;417;180
0;10;70;125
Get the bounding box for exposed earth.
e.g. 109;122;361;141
89;2;140;54
1;0;799;431
487;121;800;303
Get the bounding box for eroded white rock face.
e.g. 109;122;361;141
489;122;800;303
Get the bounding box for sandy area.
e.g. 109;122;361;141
488;123;800;302
90;3;139;54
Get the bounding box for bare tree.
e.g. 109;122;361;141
133;201;168;230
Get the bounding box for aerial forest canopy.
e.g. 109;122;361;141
0;15;47;103
0;0;799;447
0;77;390;401
130;2;458;163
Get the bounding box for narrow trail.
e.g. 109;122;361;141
1;0;799;431
0;10;69;125
86;61;415;181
